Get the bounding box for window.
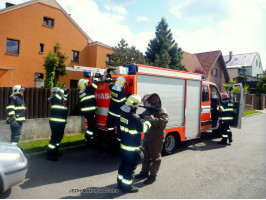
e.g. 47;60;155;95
210;85;221;101
43;17;54;27
201;85;209;102
106;54;111;65
71;50;79;63
213;68;218;77
40;43;44;53
6;39;19;54
70;80;78;88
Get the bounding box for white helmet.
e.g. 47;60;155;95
115;76;126;88
125;94;142;108
78;79;89;90
12;85;25;95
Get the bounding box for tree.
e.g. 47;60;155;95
44;52;58;88
53;43;68;87
145;17;184;70
43;43;68;88
256;76;266;94
109;39;146;67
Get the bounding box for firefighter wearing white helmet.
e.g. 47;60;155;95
47;87;68;161
78;76;99;143
105;74;127;148
117;94;151;193
6;85;26;145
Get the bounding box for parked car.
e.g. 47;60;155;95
0;142;28;194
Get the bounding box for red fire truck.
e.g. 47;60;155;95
83;64;244;155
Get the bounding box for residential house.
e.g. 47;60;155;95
223;51;264;81
182;50;229;92
0;0;113;88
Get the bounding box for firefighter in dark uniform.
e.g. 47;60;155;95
78;76;99;143
106;74;127;145
117;94;151;193
217;93;234;145
6;85;26;145
47;87;68;161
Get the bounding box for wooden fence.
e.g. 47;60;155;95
0;87;80;120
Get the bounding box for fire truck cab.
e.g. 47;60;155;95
86;64;244;155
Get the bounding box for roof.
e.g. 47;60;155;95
181;51;206;74
88;41;113;50
223;52;258;67
0;0;93;42
195;50;221;73
195;50;230;82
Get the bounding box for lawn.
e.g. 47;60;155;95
19;133;85;154
244;110;262;116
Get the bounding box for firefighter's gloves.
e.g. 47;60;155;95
10;120;19;128
144;115;154;123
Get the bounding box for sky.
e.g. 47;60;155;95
1;0;266;70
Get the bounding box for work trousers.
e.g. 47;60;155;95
106;113;120;143
141;140;164;176
84;113;96;140
220;121;232;143
117;149;140;190
49;122;66;147
10;122;23;143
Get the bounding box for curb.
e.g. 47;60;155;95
25;143;87;159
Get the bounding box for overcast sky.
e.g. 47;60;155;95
1;0;266;70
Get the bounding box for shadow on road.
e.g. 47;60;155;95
169;131;227;156
20;145;120;190
61;180;147;199
19;131;226;193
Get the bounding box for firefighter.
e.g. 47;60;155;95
117;94;151;193
135;93;169;185
217;93;234;145
106;74;127;146
47;87;68;161
78;76;99;143
6;85;26;145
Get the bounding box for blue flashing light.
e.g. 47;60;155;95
126;64;138;75
84;71;91;78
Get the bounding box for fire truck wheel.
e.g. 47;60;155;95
162;133;178;155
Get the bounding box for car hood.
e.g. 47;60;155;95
0;141;26;170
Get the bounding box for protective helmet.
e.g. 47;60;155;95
148;94;160;106
78;79;89;90
51;87;60;93
221;93;229;100
125;94;142;108
115;76;126;88
12;85;25;94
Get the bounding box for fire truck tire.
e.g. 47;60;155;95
162;133;179;155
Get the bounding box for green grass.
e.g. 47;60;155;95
18;133;85;154
244;110;262;116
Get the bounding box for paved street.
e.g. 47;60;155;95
1;112;266;199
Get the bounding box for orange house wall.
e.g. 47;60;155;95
0;3;112;88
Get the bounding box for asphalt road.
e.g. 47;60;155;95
2;112;266;199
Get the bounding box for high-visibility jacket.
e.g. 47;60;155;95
6;94;26;123
107;83;127;118
79;81;98;116
119;111;151;152
49;92;68;123
217;98;234;124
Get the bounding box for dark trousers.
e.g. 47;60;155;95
117;149;140;189
48;122;66;149
10;122;23;143
220;121;231;143
106;113;120;142
84;114;95;139
141;140;164;176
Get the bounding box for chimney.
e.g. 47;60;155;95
229;51;233;60
6;2;15;8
